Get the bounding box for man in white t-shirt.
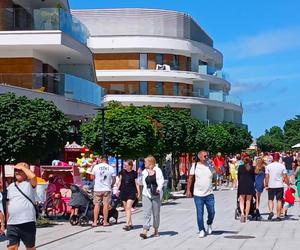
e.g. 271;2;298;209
7;162;37;250
91;156;116;227
265;152;289;221
187;151;215;238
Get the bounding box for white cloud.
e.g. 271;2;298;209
220;26;300;59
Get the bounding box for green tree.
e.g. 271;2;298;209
0;93;69;163
81;102;156;159
221;123;253;153
283;116;300;147
257;126;285;151
202;124;232;154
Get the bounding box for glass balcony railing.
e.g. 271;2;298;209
197;65;228;80
0;73;101;106
0;8;89;45
101;84;241;107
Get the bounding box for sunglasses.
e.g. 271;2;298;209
203;155;208;158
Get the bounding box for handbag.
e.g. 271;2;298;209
14;182;39;220
190;161;197;196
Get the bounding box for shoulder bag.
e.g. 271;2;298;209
14;182;39;220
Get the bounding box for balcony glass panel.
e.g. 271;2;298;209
140;81;148;95
156;82;163;95
0;73;101;106
140;54;148;69
0;8;89;45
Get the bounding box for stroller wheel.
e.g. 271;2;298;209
70;215;79;226
98;216;104;225
79;216;89;227
234;209;240;220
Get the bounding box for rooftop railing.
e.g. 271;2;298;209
0;8;89;45
0;73;101;106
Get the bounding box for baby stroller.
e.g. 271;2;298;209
234;189;259;221
69;185;119;226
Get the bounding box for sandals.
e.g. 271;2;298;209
123;225;134;231
139;233;147;239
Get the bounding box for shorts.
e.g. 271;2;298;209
287;169;294;176
93;191;111;205
268;188;284;201
7;222;36;248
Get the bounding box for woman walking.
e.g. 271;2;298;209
117;160;140;231
139;156;164;239
238;157;255;223
293;157;300;204
254;158;266;219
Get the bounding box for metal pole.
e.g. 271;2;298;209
101;108;105;156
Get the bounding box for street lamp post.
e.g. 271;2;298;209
95;106;107;156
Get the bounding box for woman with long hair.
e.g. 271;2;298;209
139;156;164;239
117;160;140;231
238;157;255;223
254;158;266;218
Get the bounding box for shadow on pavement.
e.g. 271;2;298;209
162;201;179;206
212;230;239;235
224;235;255;239
156;231;178;237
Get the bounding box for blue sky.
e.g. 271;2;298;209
70;0;300;138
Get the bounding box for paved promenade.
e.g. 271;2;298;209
1;189;300;250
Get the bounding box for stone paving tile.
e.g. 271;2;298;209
1;188;300;249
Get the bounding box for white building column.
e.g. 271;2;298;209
224;109;234;123
191;105;207;122
233;111;242;124
207;106;224;123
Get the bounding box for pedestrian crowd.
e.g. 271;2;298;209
1;150;300;249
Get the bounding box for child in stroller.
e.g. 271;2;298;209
69;185;119;226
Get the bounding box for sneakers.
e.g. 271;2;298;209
207;225;213;235
198;230;205;238
268;212;274;221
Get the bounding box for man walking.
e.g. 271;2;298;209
265;152;289;221
6;162;37;250
91;156;116;227
187;151;215;238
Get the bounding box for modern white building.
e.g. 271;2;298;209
73;8;243;124
0;0;102;120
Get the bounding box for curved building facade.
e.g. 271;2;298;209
73;8;243;124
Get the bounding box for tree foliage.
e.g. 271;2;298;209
283;116;300;147
257;126;286;151
81;102;252;159
81;102;156;159
257;116;300;151
0;93;69;163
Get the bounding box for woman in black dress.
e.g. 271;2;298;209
238;157;255;223
117;160;140;230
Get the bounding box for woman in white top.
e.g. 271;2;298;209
139;156;164;239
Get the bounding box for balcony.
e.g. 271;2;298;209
0;73;101;106
198;65;227;80
101;83;241;107
0;8;89;45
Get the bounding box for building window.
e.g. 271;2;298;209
186;57;191;71
156;54;163;65
140;81;148;95
140;53;148;69
156;82;163;95
173;83;179;96
172;55;179;70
